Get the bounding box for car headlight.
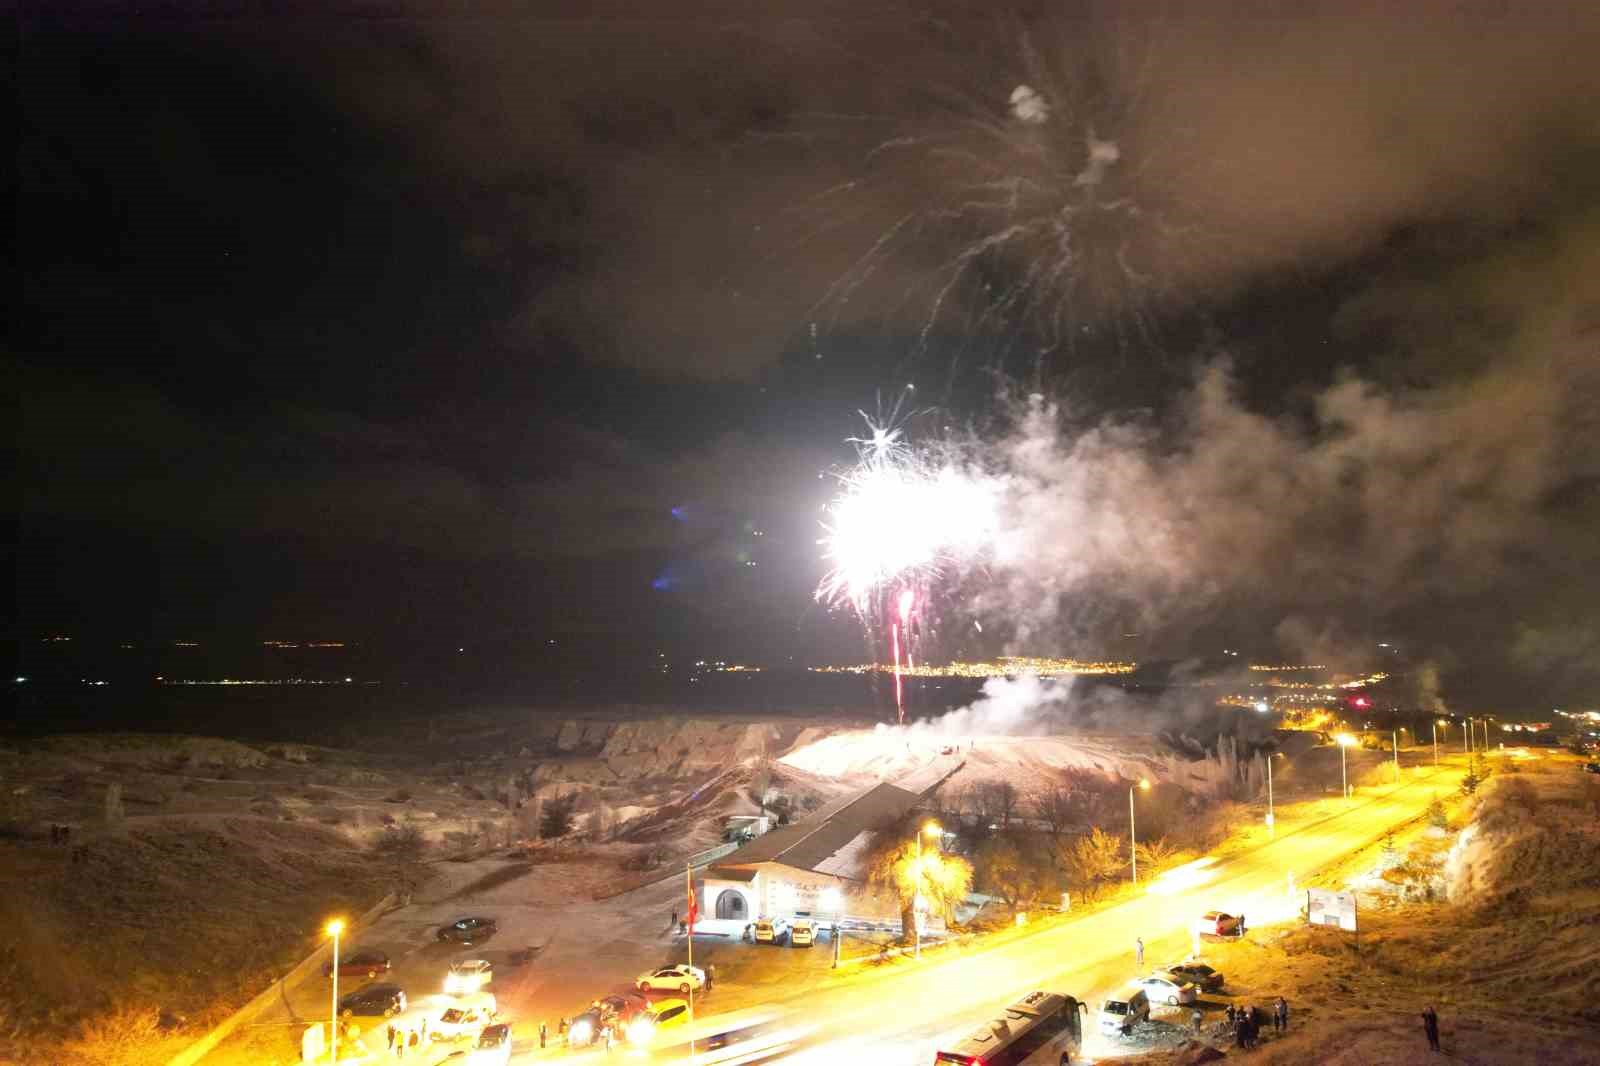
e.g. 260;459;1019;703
570;1020;593;1043
628;1016;656;1046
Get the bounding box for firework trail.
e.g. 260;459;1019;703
796;14;1248;390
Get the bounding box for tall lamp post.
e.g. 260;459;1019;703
1393;729;1401;782
1433;720;1444;767
1336;734;1356;798
1266;753;1280;835
1466;718;1474;756
1480;718;1492;751
913;820;941;958
326;918;345;1063
1129;779;1151;887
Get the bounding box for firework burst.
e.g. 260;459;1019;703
799;15;1244;387
816;416;998;614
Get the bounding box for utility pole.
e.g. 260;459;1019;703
1393;729;1401;782
1266;755;1275;835
1128;780;1149;887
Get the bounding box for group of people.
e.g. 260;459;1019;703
381;1021;423;1058
1223;997;1289;1050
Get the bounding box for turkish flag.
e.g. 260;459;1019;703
687;882;698;930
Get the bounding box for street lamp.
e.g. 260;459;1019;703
913;821;941;958
1129;779;1151;887
1393;729;1401;782
325;918;345;1063
1466;717;1474;756
1266;753;1282;834
1336;734;1356;798
1434;720;1445;767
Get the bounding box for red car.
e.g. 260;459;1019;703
1193;911;1243;938
323;949;391;979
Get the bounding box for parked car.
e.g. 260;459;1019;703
636;963;706;994
324;949;390;980
567;1008;605;1048
468;1023;512;1065
437;917;498;945
1096;989;1150;1037
1164;961;1224;992
789;919;815;948
1134;974;1198;1006
594;992;651;1026
1194;911;1243;938
444;959;492;995
337;983;406;1018
754;917;790;945
626;997;691;1047
1583;762;1600;775
428;993;497;1041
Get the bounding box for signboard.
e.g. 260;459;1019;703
1306;888;1357;932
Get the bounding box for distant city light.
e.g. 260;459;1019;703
809;656;1135;678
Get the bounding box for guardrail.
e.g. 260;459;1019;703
684;840;741;868
165;891;396;1066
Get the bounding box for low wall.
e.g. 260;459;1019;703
166;891;396;1066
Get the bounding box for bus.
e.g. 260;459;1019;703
932;991;1085;1066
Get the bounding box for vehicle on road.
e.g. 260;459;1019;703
754;917;790;945
1194;911;1243;938
337;983;406;1018
428;992;497;1042
1583;762;1600;774
1134;974;1198;1006
645;1006;813;1064
637;963;706;994
323;949;390;980
626;997;691;1047
1164;962;1225;992
790;919;815;947
437;917;498;945
933;990;1085;1066
568;1008;605;1048
467;1022;511;1065
444;959;492;994
1097;989;1150;1038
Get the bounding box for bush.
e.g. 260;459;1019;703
539;794;578;840
384;788;412;804
1427;797;1450;830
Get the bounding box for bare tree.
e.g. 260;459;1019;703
1032;785;1076;838
371;824;427;901
973;781;1021;832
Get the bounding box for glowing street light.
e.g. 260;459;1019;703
1129;779;1151;887
1335;734;1357;799
1434;719;1446;767
1266;753;1283;834
325;918;346;1062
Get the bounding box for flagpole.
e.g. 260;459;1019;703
686;862;695;1061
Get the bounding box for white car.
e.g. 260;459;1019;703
445;959;492;995
428;993;497;1041
789;919;815;948
1134;974;1198;1006
754;917;790;945
636;964;706;995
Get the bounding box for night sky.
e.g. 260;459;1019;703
13;3;1600;708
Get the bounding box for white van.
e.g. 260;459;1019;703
1096;989;1149;1037
789;920;815;947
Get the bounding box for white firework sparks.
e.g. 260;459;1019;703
816;418;998;613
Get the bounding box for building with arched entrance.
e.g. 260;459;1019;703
695;782;931;932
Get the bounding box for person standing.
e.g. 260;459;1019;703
1191;1008;1204;1035
386;1023;396;1051
1422;1005;1440;1052
705;962;716;992
1276;996;1289;1033
1135;937;1144;970
539;1021;548;1049
671;908;678;930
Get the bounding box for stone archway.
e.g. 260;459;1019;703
714;889;748;920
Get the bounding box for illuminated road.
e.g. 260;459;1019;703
611;760;1464;1066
